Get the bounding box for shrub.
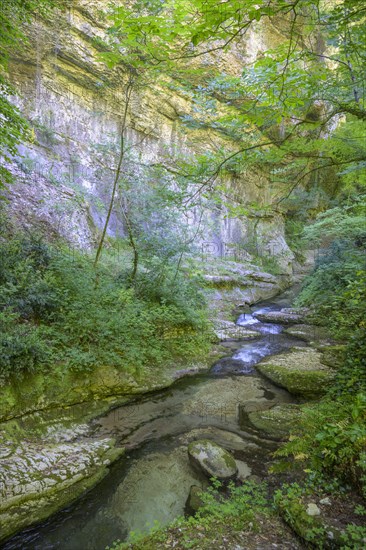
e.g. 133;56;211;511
0;232;211;380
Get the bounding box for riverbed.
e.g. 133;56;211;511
2;286;308;550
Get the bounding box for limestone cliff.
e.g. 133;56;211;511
5;0;295;273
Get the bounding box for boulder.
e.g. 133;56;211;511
236;460;252;481
186;485;205;514
188;439;238;480
212;320;259;342
256;348;335;398
307;503;321;516
248;404;302;438
254;308;310;324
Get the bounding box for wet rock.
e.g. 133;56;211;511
183;376;290;424
188;439;238;480
254;308;310;324
213;320;259;342
179;427;258;452
248;404;302;438
110;446;204;535
211;356;254;374
186;485;205;513
256;348;335;398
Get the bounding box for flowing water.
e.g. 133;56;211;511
2;286;307;550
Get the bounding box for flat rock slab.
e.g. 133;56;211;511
254;308;310;324
213;320;259;342
0;434;124;542
256;348;335;398
188;439;238;480
248;404;302;438
109;446;204;536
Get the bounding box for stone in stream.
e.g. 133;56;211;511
248;404;302;439
254;308;310;324
109;446;206;536
256;348;335;398
212;320;259;342
188;439;238;480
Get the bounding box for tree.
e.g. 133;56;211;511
106;0;366;212
93;73;136;268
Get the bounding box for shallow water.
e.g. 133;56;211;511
2;286;306;550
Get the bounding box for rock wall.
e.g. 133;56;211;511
5;0;295;273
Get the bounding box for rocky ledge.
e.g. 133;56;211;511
256;348;335;399
254;307;311;324
0;420;124;542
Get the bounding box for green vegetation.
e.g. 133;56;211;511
0;221;211;382
1;0;365;547
273;195;366;505
106;0;366;216
108;480;276;550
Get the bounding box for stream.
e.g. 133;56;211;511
3;286;308;550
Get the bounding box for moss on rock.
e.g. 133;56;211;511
284;324;332;344
256;349;335;398
248;404;302;438
188;439;238;480
319;345;346;369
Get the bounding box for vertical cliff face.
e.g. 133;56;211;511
5;0;294;272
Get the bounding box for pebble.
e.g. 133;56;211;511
306;502;321;516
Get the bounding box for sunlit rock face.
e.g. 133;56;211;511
6;0;294;272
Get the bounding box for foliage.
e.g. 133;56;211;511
113;157;200;287
275;395;366;494
274;481;366;549
0;228;211;381
108;480;271;550
276;197;366;496
274;484;328;546
296;197;366;339
106;0;366;210
285;219;306;262
0;311;50;379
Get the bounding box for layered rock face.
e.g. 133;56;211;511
6;0;294;272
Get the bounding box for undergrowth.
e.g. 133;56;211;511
0;229;212;382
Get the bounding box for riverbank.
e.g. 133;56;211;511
2;280;337;549
0;255;291;544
